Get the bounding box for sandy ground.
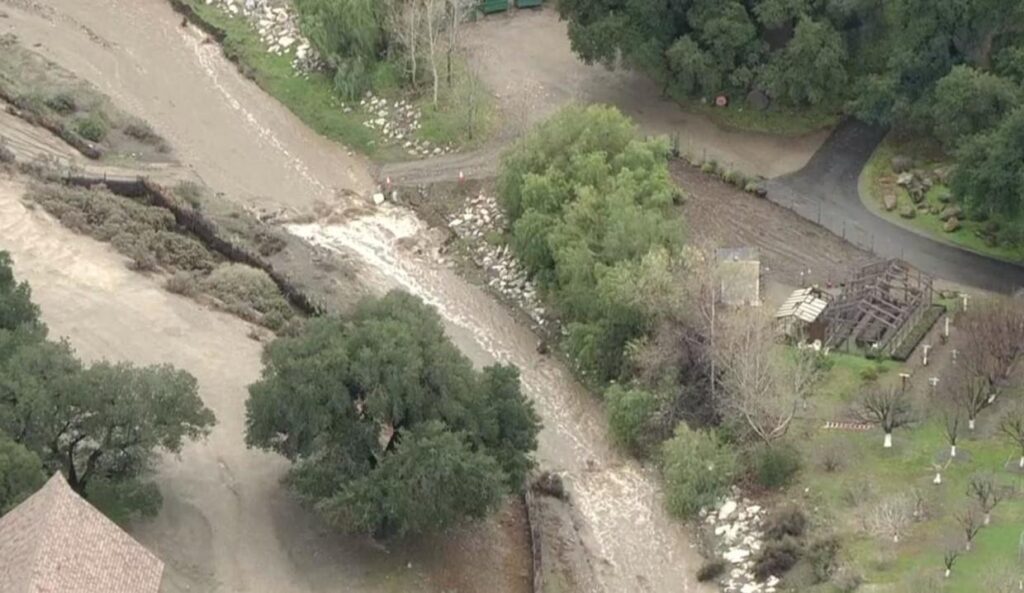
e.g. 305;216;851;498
0;174;531;593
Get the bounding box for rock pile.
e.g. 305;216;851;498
702;495;777;593
446;194;545;326
204;0;320;72
360;93;451;157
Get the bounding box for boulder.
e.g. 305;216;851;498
883;192;897;211
746;89;771;111
719;500;738;520
944;216;961;232
896;171;915;187
891;155;913;173
908;186;926;204
532;471;567;500
899;206;916;219
939;205;962;221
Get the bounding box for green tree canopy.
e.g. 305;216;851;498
0;431;45;515
294;0;388;99
926;65;1021;148
761;17;847;107
0;254;215;518
497;105;682;380
952;107;1024;222
244;290;540;538
660;423;737;519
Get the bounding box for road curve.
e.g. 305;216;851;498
768;120;1024;293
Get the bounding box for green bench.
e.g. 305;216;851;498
479;0;508;13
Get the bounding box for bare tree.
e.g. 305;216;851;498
956;507;983;551
857;384;913;448
387;1;421;87
957;296;1024;404
716;308;819;447
943;406;962;458
444;0;472;86
944;368;991;431
867;494;914;543
943;546;960;578
967;474;1004;525
999;403;1024;470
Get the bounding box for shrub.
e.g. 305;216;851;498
859;366;880;382
696;559;726;582
807;535;841;583
44;92;78;114
752;445;801;489
122;119;163;145
606;385;661;456
164;271;198;296
173;181;204;209
0;138;14;164
75;114;108;142
13;92;47;116
724;170;747;188
254;229;287;256
831;564;863;592
752;536;801;581
660;424;737;519
763;505;808;541
200;264;293;327
816;438;846;473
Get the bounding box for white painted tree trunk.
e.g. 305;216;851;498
1019;455;1024;469
892;533;899;544
950;444;957;458
884;432;893;448
945;568;951;578
965;541;972;552
989;393;997;404
968;418;976;431
934;472;942;484
984;513;991;525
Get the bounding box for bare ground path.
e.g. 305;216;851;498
0;1;712;592
380;6;829;185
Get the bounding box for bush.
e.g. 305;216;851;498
44;92;78;114
752;536;801;581
763;505;808;541
173;180;204;209
752;445;801;489
164;271;198;296
660;424;737;519
0;138;14;164
816;438;846;473
254;229;287;256
74;114;108;142
122;119;163;145
696;559;726;582
831;564;863;592
807;535;841;583
606;385;661;456
200;263;293;327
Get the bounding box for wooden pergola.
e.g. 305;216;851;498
823;259;933;354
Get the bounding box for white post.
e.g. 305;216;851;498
961;293;969;312
951;349;958;364
922;344;931;366
944;316;950;338
929;377;940;398
884;432;893;448
899;372;911;392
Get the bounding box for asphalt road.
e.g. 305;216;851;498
768;120;1024;294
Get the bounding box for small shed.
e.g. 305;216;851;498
775;286;830;341
716;247;761;306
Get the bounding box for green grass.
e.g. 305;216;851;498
862;138;1024;264
670;91;841;135
784;353;1024;592
177;0;495;160
178;0;380;155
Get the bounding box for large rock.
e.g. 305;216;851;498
944;216;961;232
896;171;915;187
899;206;916;219
746;89;771;111
883;192;897;211
939;205;962;221
891;155;913;173
719;500;738;520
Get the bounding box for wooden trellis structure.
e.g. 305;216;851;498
823;259;933;355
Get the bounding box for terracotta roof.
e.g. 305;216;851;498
0;473;164;593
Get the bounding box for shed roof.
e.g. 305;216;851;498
775;287;829;323
0;473;164;593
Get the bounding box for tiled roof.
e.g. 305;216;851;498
0;473;164;593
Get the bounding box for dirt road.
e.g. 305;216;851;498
1;2;712;592
381;6;829;185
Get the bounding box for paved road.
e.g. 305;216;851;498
768;120;1024;293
